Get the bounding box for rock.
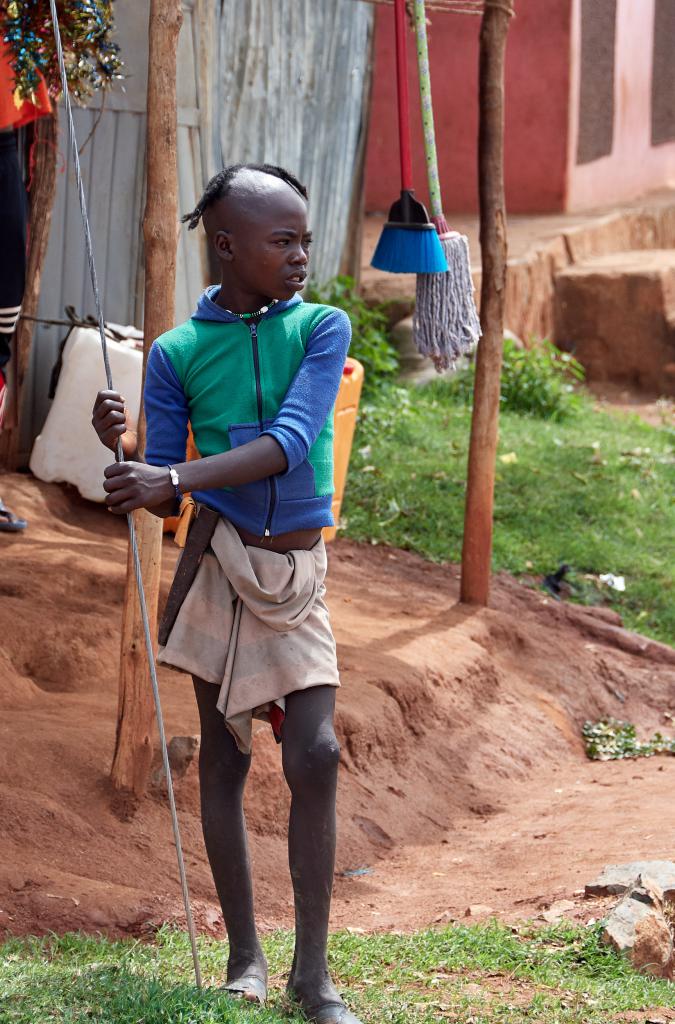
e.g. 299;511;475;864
390;315;473;385
586;861;675;898
601;880;674;979
201;904;222;932
168;735;199;775
464;904;495;918
151;735;199;787
602;890;655;948
632;912;674;979
390;316;442;385
541;898;576;923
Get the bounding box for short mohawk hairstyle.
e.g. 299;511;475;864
182;163;309;230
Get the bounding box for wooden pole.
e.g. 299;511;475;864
110;0;183;807
459;0;513;606
0;112;59;469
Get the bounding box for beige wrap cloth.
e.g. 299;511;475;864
158;517;340;753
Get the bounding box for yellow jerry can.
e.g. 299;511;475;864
323;356;363;543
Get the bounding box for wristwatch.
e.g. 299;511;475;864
168;466;182;504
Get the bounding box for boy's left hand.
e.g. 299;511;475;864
103;462;174;514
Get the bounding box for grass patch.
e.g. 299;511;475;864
583;718;675;760
342;382;675;646
446;338;586;420
1;924;673;1023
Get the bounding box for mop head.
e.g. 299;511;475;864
413;231;481;371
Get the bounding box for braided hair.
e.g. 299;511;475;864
182;163;309;230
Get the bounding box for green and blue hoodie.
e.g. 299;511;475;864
144;287;352;536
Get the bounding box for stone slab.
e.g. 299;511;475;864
555;249;675;395
586;861;675;898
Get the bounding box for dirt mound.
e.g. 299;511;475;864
1;472;673;938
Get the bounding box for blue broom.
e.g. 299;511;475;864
371;0;448;275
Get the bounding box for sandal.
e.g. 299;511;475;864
221;974;267;1005
0;499;27;533
287;987;363;1024
302;1003;363;1024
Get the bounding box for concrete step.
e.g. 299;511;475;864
554;249;675;396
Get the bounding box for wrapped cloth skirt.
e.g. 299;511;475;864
158;507;340;754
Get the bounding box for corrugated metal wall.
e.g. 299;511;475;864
214;0;373;285
21;0;373;450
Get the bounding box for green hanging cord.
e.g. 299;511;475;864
413;0;447;230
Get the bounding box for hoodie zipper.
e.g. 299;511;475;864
248;320;276;538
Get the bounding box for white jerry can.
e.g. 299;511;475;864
30;326;143;502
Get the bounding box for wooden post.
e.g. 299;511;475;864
110;0;183;806
460;0;513;607
0;112;59;468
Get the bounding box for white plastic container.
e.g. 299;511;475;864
30;326;143;502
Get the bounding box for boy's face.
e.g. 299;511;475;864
204;170;312;301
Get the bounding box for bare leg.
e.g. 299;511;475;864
192;676;267;988
282;685;343;1011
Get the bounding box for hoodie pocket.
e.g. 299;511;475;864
228;420;316;509
276;458;315;502
227;422;269;514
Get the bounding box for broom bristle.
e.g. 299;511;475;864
371;224;448;274
413;232;481;372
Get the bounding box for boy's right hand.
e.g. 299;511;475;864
92;390;139;460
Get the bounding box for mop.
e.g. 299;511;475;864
371;0;448;274
412;0;481;371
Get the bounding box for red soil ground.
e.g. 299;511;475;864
1;472;674;940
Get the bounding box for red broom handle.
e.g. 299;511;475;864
394;0;414;191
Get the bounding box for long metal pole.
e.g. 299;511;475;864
47;0;202;987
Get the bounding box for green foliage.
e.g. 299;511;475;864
307;276;398;395
443;338;586;419
343;385;675;645
583;718;675;760
2;923;673;1024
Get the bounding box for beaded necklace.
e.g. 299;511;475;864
225;299;279;320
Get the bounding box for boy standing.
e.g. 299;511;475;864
93;164;362;1024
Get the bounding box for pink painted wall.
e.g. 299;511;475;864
364;0;573;215
566;0;675;210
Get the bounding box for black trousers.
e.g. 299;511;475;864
0;130;28;371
